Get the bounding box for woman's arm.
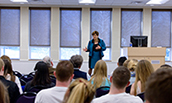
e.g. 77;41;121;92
99;40;106;51
130;83;135;95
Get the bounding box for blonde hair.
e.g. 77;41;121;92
133;60;154;95
0;55;11;64
0;81;9;103
63;78;95;103
90;60;109;89
123;59;131;67
127;59;138;72
0;59;4;71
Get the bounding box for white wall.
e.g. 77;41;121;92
10;7;172;75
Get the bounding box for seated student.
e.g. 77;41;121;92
43;56;56;76
70;55;89;80
24;61;55;92
0;80;9;103
117;56;127;66
90;60;111;90
92;66;143;103
145;68;172;103
34;60;74;103
63;78;95;103
3;59;23;94
0;59;20;103
130;60;154;96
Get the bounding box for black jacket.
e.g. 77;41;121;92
0;76;20;103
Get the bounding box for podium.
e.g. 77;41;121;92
125;47;166;70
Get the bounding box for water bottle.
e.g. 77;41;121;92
130;42;132;47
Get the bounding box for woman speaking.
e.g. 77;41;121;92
83;31;106;76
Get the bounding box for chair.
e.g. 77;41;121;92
137;92;144;102
13;71;23;79
95;86;110;98
16;92;36;103
29;72;35;78
125;85;132;93
28;85;50;93
50;75;56;84
20;74;33;86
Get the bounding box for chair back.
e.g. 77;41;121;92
20;74;33;86
125;85;132;93
137;92;144;102
96;86;110;98
28;85;49;93
16;92;36;103
13;71;23;78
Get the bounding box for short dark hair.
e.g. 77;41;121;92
56;60;74;82
112;66;130;89
92;31;99;36
118;56;127;66
70;55;83;68
145;68;172;103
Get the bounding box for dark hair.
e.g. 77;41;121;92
1;55;11;63
92;31;99;36
118;56;127;66
145;69;172;103
3;59;15;82
112;66;130;89
70;55;83;68
160;64;171;68
31;61;51;86
56;60;74;82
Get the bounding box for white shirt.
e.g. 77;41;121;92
6;74;23;94
34;86;68;103
92;92;143;103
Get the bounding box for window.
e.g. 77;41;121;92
90;9;112;60
151;10;171;61
0;8;20;59
60;8;81;60
30;8;51;59
121;9;143;47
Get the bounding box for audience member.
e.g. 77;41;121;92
90;60;111;89
70;54;89;80
130;60;154;95
145;68;172;103
123;59;130;67
24;61;55;92
127;59;138;85
43;56;56;76
92;66;143;103
63;78;95;103
117;56;127;66
0;80;9;103
34;60;74;103
0;55;12;63
3;59;23;94
0;58;20;103
159;64;172;69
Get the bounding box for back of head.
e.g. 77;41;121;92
43;56;52;67
69;55;83;68
93;60;107;77
112;66;130;89
32;61;51;86
0;59;4;71
3;59;15;82
0;81;9;103
0;55;11;64
145;68;172;103
63;78;95;103
123;59;130;67
56;60;74;82
127;59;138;72
134;60;154;94
118;56;127;66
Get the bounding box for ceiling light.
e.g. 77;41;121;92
79;0;96;4
11;0;28;2
146;0;169;4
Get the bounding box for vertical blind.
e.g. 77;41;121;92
121;9;142;47
60;8;81;47
0;8;20;46
151;10;171;47
30;8;50;46
90;9;111;48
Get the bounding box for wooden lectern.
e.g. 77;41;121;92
126;47;166;70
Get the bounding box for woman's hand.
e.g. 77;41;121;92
96;45;101;50
83;47;88;52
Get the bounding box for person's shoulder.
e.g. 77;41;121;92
123;93;143;103
92;94;110;103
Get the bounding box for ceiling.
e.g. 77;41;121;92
0;0;172;8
